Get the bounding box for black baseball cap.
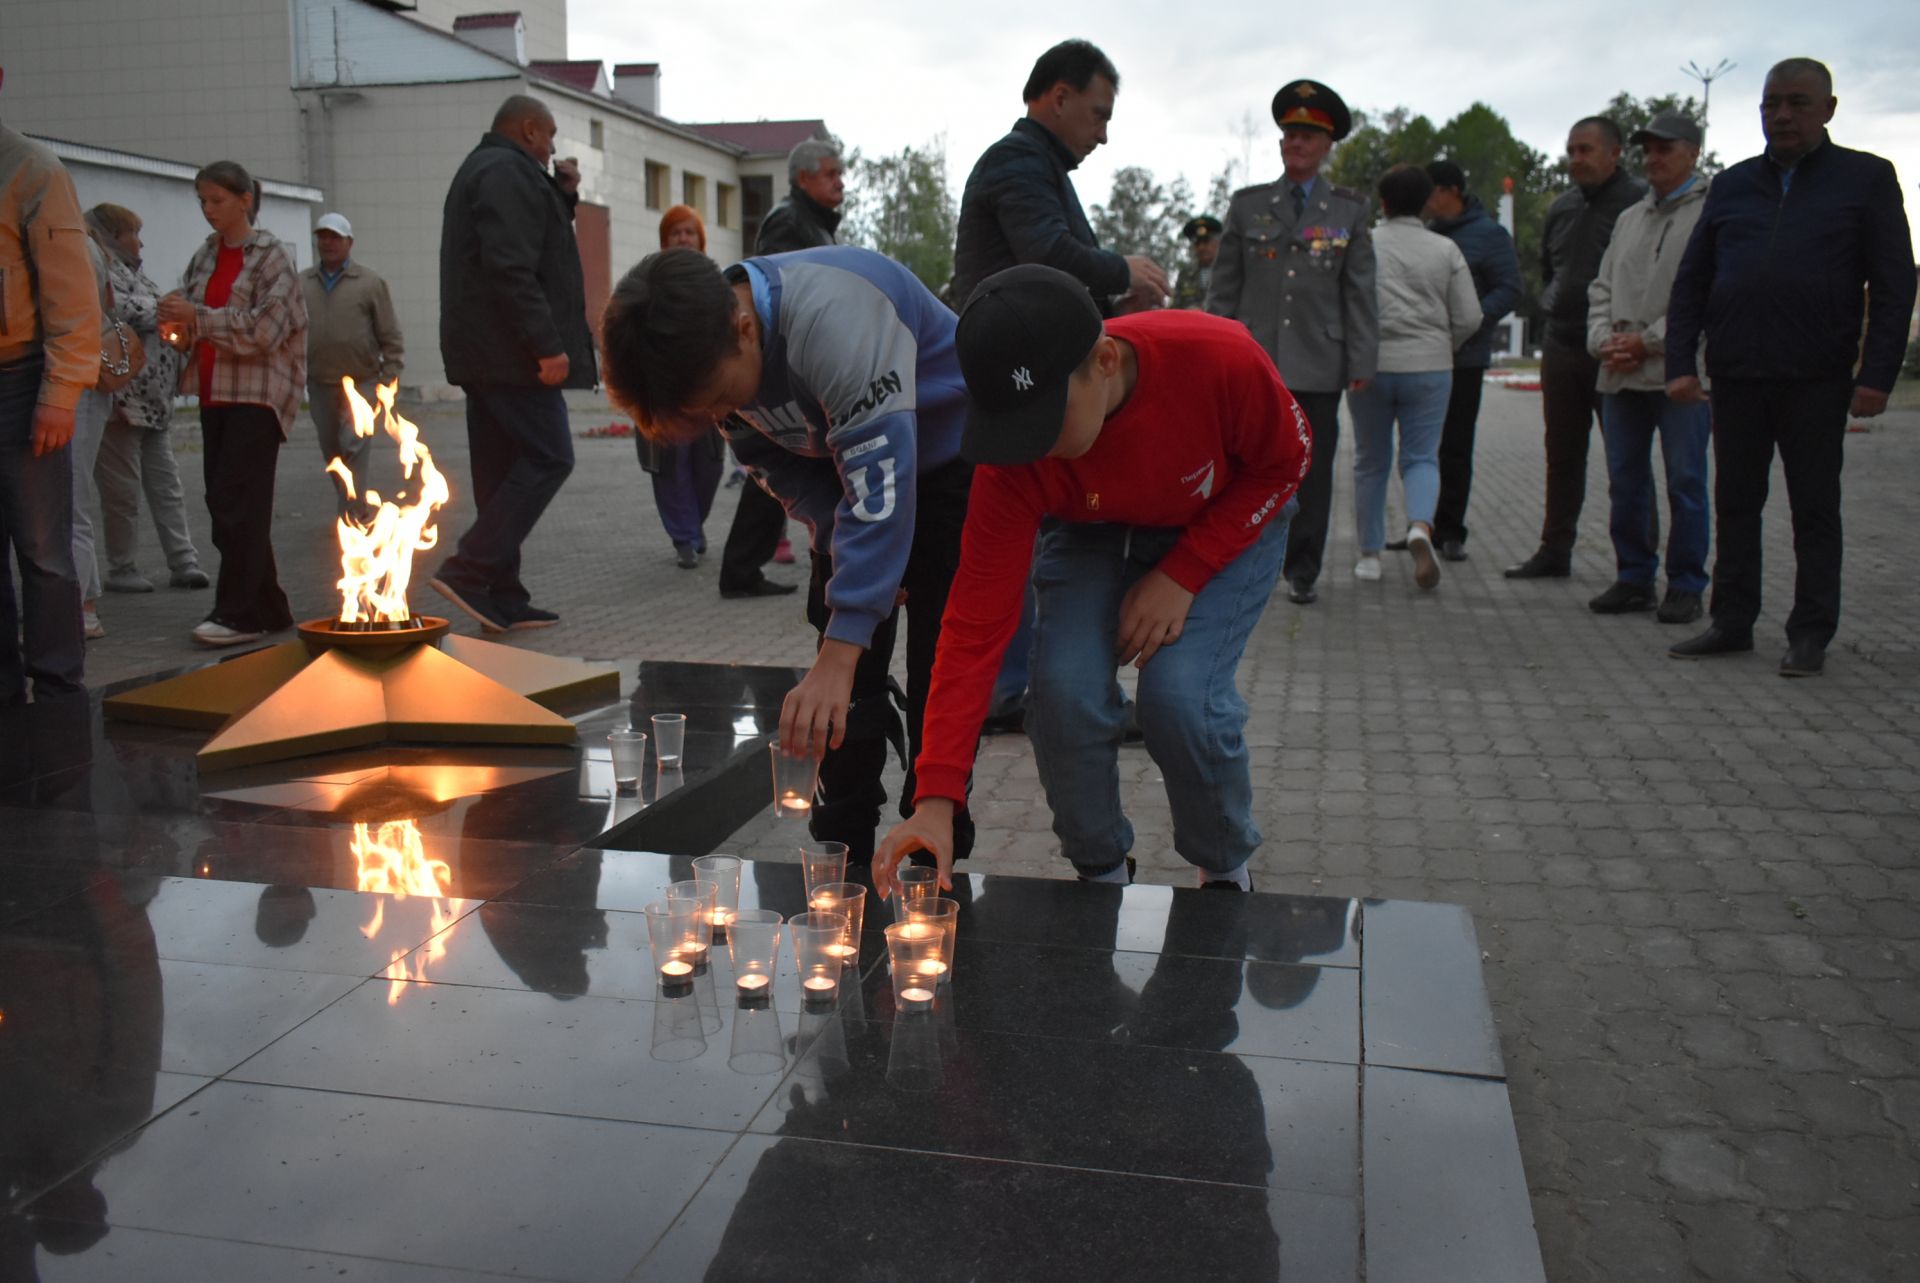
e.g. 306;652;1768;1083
1630;112;1704;147
956;264;1104;466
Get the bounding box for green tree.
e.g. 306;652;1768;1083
1091;166;1191;268
840;136;957;291
1596;91;1723;178
1325;107;1442;192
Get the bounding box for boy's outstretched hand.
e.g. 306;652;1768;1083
1116;568;1195;668
873;798;957;899
780;638;862;759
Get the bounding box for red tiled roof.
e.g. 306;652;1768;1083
683;120;828;155
528;60;605;92
453;12;521;29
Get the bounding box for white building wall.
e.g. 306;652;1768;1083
408;0;571;61
1;0;304;185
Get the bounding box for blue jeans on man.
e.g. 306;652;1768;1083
438;384;574;621
0;358;85;702
1601;390;1711;593
1348;370;1452;552
1025;510;1289;884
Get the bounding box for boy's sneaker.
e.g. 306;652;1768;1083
506;604;560;631
192;619;265;648
105;570;154;593
1354;555;1382;582
169;566;211;589
1406;527;1441;590
674;542;700;569
432;576;509;633
83;608;106;640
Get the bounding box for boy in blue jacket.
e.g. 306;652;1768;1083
601;246;976;866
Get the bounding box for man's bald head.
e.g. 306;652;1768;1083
493;94;558;168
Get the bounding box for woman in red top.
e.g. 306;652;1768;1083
158;161;307;647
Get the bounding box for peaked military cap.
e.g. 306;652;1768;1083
1181;215;1223;243
1271;79;1352;142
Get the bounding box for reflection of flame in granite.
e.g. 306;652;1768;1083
329;379;450;626
351;819;457;1005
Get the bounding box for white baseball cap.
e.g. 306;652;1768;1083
314;212;353;238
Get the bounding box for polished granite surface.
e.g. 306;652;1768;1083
0;661;1542;1282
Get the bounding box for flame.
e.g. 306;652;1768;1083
350;818;458;1005
334;379;451;625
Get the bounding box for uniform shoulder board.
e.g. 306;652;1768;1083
1329;184;1365;203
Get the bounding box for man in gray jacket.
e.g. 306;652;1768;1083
300;212;403;513
1585;113;1712;625
1209;79;1378;605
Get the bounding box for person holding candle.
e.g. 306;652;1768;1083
600;244;981;875
156;159;307;648
873;264;1310;893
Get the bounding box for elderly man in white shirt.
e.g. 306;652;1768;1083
1348;163;1481;591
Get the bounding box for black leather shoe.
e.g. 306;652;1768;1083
1383;538;1409;552
1656;589;1703;625
1589;581;1658;614
1505;550;1571;579
1439;539;1468;562
720;578;798;599
1780;640;1826;677
1287;578;1317;605
1669;626;1754;658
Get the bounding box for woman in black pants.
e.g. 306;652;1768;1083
158;161;307;646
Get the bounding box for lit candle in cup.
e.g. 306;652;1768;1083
736;972;771;996
802;973;838;999
659;957;694;996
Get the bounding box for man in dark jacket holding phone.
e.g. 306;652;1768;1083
1665;58;1914;677
433;93;596;634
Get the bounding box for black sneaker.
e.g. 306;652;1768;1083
674;542;700;569
432;576;509;633
1438;539;1468;562
1286;578;1318;605
506;604;560;631
1588;581;1657;614
720;578;798;599
1202;873;1254;892
1669;626;1754;658
1656;589;1703;625
1505;550;1571;579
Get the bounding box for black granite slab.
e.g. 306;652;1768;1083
1363;1066;1547;1283
9;1227;523;1283
636;1133;1362;1283
1360;898;1505;1077
23;1081;734;1280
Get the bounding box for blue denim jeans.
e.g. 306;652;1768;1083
442;384;574;608
0;358;85;701
1348;370;1451;553
1601;390;1711;593
1026;511;1289;878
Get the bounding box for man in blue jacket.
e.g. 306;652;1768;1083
1418;161;1522;562
1666;58;1915;678
600;246;976;868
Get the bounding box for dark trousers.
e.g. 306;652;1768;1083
646;435;724;551
200;404;292;633
805;458;976;865
0;357;84;700
443;384;574;610
1707;377;1852;646
720;475;788;592
1538;336;1604;557
1281;389;1342;586
1432;365;1486;546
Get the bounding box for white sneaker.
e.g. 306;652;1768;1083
82;608;106;640
1407;526;1441;590
1354;555;1382;581
192;619;267;648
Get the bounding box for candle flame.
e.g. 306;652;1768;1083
333;378;450;625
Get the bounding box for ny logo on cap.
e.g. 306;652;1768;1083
1011;367;1033;391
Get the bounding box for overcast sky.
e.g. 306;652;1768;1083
572;0;1917;231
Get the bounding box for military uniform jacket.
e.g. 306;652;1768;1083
1206;174;1378;393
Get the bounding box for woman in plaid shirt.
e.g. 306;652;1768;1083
158;161;307;647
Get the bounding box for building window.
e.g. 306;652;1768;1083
644;161;669;211
717;183;738;230
682;173;706;215
589;119;605;151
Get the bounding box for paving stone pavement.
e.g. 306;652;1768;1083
83;382;1920;1282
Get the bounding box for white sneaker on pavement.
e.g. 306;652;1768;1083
1354;555;1382;582
1407;526;1441;590
192;619;267;648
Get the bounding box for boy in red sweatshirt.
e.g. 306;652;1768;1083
875;264;1310;893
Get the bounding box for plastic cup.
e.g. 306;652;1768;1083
885;919;945;1012
726;909;783;1003
906;897;958;985
665;881;717;970
609;729;647;795
693;854;742;940
891;864;937;917
799;841;848;899
770;740;820;824
651;713;686;767
644;897;705;995
807;882;867;967
789;910;848;1008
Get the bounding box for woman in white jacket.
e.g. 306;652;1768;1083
1348;164;1482;590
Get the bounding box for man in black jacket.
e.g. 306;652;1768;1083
432;94;595;633
1507;118;1646;580
713;139;849;602
950;39;1167;313
1666;58;1915;677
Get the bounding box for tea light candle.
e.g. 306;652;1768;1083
900;983;935;1006
915;961;948;982
660;959;693;980
802;974;837;995
825;942;856;962
711;908;735;928
736;973;770;994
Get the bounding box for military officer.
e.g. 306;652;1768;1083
1208;79;1378;605
1172;215;1222;309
